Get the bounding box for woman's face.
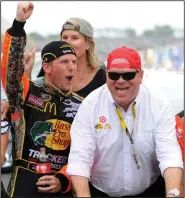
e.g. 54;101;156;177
61;30;90;59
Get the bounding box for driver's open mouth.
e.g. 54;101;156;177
66;76;73;81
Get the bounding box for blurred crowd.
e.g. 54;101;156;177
139;45;184;71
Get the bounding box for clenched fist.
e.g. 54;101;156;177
24;48;36;79
16;1;34;22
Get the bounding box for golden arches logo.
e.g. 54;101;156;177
44;102;57;115
95;123;111;130
104;123;111;129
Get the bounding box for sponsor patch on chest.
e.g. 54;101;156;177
28;94;45;108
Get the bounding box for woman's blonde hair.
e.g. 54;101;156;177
60;19;100;69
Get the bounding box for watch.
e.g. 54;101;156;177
167;188;181;197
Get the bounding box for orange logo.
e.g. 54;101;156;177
45;120;71;150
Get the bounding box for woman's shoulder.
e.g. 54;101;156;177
75;67;106;98
97;67;106;74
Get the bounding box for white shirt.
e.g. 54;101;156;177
67;84;183;197
1;80;7;101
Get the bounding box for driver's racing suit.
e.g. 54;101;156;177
2;19;83;197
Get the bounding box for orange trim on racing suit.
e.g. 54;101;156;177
55;164;72;193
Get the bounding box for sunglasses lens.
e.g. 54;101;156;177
122;72;136;80
108;72;120;80
108;71;139;81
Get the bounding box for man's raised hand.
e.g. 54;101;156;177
16;2;34;22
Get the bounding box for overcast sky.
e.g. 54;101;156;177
1;1;184;36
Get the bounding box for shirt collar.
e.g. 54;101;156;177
41;78;72;97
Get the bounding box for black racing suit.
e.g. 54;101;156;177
2;19;83;197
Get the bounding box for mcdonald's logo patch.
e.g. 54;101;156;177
95;123;111;130
44;102;57;115
104;123;111;129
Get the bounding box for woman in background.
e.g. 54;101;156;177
60;17;106;98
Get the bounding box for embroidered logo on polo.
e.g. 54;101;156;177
95;123;111;130
95;116;111;130
95;123;103;129
99;116;106;123
30;119;71;150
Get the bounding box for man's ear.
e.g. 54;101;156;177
140;70;144;79
42;63;51;74
139;70;144;84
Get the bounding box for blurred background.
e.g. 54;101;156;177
1;0;184;189
1;1;184;72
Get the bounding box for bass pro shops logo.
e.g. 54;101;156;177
30;121;53;146
44;102;57;115
30;120;71;150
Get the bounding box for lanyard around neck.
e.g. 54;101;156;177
115;101;141;169
115;101;136;143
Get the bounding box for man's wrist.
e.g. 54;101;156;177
166;195;176;197
7;18;26;37
55;173;70;193
13;19;26;30
16;17;26;23
76;192;91;197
